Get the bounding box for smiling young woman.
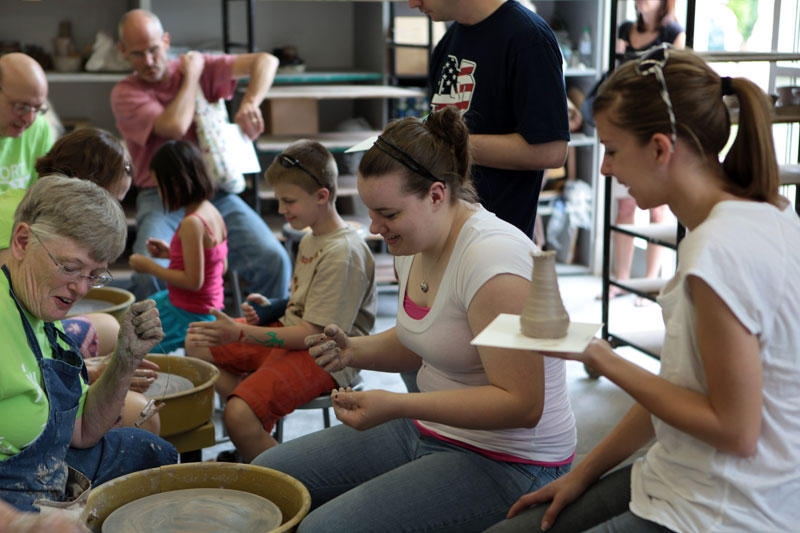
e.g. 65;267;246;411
487;47;800;533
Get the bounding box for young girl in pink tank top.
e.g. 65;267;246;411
129;140;228;352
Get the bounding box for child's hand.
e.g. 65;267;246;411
241;302;260;326
186;309;244;347
128;253;152;273
242;293;270;326
145;238;170;259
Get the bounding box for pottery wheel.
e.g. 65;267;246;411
69;298;115;315
101;488;283;532
142;372;195;399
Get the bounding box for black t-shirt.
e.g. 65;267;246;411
429;0;570;238
618;20;685;61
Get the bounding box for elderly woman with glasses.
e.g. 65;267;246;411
0;175;177;514
487;47;800;533
0;127;160;433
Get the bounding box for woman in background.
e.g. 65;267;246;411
607;0;685;304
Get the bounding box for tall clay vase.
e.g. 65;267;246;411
520;251;570;338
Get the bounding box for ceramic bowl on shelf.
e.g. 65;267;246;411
776;86;800;107
52;55;82;73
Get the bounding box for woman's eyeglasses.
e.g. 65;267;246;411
0;86;49;116
278;154;325;189
635;43;677;149
31;229;113;288
373;136;443;184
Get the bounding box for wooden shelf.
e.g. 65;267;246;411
274;71;382;84
257;130;378;153
258;175;358;200
727;105;800;124
264;84;425;100
48;71;385;85
697;52;800;63
568;132;596;147
564;67;599;77
612;223;680;248
46;72;126;83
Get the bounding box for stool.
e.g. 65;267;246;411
164;420;217;463
223;269;243;318
273;373;364;443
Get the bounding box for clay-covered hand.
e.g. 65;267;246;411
186;309;243;347
84;355;158;392
145;238;170;259
180;50;205;84
241;293;269;326
505;469;594;530
130;358;159;393
116;299;164;372
128;253;154;274
306;324;352;373
234;100;264;141
331;388;394;431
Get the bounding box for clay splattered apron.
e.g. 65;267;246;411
0;266;91;512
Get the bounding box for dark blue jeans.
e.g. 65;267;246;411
254;418;571;532
484;465;674;532
65;427;177;488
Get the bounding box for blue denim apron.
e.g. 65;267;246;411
0;265;91;512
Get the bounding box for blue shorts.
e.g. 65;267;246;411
150;290;215;353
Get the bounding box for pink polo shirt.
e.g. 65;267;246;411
110;54;237;189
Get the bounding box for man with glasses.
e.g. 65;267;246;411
111;9;291;303
0;53;53;194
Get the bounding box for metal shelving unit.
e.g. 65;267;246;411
600;0;800;362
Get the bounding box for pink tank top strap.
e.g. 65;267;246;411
187;212;224;246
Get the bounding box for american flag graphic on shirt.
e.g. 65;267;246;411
431;55;476;113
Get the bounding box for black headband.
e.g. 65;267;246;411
373;136;443;184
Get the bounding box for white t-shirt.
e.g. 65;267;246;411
395;206;576;463
630;201;800;532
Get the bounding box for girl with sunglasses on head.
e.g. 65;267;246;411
487;46;800;533
251;107;577;532
129;140;227;353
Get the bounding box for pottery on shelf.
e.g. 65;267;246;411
520;250;570;339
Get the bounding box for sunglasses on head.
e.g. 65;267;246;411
635;43;677;149
278;154;325;189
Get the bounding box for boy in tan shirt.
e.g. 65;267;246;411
186;140;376;461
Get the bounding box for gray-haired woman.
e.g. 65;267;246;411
0;175;176;514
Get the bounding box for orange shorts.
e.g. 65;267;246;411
210;325;336;432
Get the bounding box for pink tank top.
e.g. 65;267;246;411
167;213;228;314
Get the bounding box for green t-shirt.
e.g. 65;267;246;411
0;115;53;193
0;271;88;461
0;188;27;250
0;115;54;251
